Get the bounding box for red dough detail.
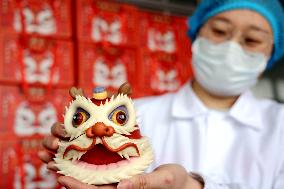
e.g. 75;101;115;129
80;144;124;165
123;128;142;139
101;138;140;156
91;98;110;106
63;135;140;165
63;138;96;158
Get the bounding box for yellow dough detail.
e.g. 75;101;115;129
93;91;108;100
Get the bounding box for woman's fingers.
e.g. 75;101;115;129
51;122;69;139
47;161;59;172
42;135;59;152
117;164;195;189
117;170;173;189
38;150;54;163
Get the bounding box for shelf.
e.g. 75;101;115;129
116;0;196;16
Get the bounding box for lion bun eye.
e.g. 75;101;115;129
109;106;128;126
72;108;90;127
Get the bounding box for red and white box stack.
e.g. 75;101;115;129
76;0;141;97
0;0;193;188
137;12;193;96
0;0;73;188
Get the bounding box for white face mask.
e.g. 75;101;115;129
192;37;269;96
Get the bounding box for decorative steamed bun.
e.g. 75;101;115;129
54;83;154;185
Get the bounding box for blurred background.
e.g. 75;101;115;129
0;0;283;188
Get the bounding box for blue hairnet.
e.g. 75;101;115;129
187;0;284;69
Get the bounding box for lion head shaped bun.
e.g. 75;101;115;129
55;83;154;185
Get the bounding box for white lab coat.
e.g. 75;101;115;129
134;82;284;189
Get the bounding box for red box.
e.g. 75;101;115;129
0;34;74;87
78;42;139;97
0;0;72;38
137;12;193;96
0;139;19;189
0;135;61;189
0;85;71;137
138;51;191;96
139;12;189;54
14;137;61;189
77;0;139;47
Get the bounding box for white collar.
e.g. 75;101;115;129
171;82;264;130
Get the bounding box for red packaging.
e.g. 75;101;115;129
139;12;189;54
77;0;138;47
13;137;61;189
0;85;70;137
139;51;189;96
0;34;74;87
0;0;72;38
137;12;193;96
0;139;19;189
78;43;138;96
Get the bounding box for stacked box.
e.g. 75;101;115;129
0;34;74;87
0;1;194;188
138;12;193;95
76;0;141;97
0;0;72;38
0;1;73;188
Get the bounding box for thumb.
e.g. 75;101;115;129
117;169;174;189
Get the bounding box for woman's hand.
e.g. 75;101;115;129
39;123;203;189
38;122;68;171
117;164;204;189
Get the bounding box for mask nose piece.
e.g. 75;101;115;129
86;122;115;138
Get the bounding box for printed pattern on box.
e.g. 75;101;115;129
0;85;70;137
0;0;72;38
78;43;137;96
0;34;74;87
77;0;138;47
0;140;19;189
139;51;189;95
14;137;61;189
137;12;192;95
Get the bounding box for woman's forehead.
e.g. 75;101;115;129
207;9;273;34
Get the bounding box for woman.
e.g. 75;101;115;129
39;0;284;188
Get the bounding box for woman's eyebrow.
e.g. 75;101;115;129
248;25;271;34
211;17;232;24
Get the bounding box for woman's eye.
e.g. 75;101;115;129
244;38;261;46
72;111;88;127
212;28;227;36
